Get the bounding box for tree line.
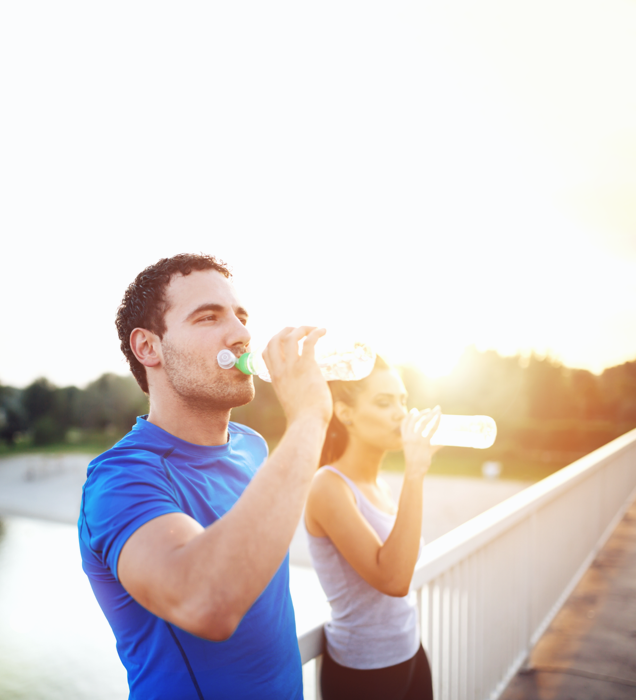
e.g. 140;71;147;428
395;348;636;465
1;348;635;467
0;373;149;447
232;348;636;467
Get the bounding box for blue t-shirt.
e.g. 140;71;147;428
78;416;303;700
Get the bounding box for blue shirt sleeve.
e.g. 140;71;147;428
82;451;183;581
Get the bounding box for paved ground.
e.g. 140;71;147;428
0;452;532;566
499;499;636;700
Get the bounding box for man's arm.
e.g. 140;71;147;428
117;326;332;641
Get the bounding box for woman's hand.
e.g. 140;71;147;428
401;406;442;480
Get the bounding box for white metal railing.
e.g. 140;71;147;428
299;428;636;700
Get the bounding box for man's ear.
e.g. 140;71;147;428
130;328;162;369
334;400;353;426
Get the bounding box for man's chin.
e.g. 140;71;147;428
229;383;255;409
216;375;255;410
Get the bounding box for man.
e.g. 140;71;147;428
78;253;332;699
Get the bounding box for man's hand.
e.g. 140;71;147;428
262;326;333;427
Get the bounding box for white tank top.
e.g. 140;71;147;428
305;466;422;669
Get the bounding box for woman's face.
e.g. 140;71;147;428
339;368;409;452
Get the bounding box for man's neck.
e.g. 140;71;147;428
147;392;231;447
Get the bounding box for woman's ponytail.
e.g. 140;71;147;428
319;355;390;467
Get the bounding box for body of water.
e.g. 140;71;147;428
0;516;329;700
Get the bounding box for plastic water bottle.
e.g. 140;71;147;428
428;414;497;449
217;340;376;382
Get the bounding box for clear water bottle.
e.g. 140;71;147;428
217;340;376;383
428;414;497;449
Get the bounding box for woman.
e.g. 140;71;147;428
304;356;440;700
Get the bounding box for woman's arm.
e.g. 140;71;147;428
305;407;440;597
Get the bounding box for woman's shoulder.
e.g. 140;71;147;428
306;467;360;536
312;465;351;491
308;466;358;509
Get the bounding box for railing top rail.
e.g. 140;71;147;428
299;623;325;665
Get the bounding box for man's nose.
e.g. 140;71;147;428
227;316;251;352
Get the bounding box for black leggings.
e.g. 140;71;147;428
321;645;433;700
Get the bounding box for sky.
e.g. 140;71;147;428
1;1;635;388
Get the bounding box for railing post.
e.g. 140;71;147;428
314;655;323;700
521;509;537;670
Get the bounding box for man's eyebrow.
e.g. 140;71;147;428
185;303;250;321
374;392;407;399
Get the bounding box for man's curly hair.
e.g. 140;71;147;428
115;253;231;394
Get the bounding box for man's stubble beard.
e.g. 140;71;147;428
161;338;255;412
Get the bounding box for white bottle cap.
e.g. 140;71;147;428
217;349;238;370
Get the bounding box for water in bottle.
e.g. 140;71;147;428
217;339;376;382
428;414;497;449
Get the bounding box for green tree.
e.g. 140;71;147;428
22;377;57;423
568;369;603;421
0;384;28;446
22;378;67;445
77;373;148;434
230;378;286;443
523;354;573;421
599;360;636;424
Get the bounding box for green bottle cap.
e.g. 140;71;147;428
235;352;256;375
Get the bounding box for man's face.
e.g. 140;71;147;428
158;269;255;410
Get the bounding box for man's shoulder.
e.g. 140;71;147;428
85;430;169;485
228;421;269;464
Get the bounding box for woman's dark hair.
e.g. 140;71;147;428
115;253;231;394
319;355;391;466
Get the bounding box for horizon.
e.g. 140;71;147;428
3;343;633;393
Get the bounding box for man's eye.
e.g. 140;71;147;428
200;315;217;322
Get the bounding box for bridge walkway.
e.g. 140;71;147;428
499;499;636;700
